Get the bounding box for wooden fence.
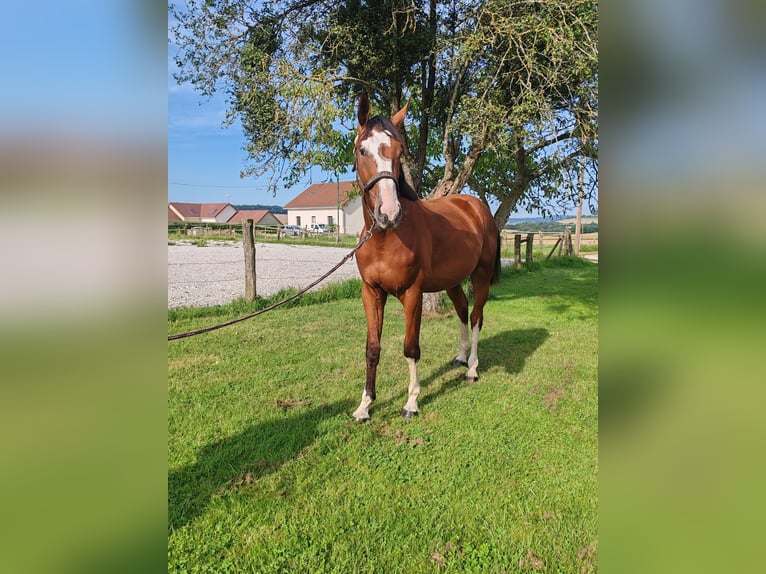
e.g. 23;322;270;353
168;222;344;239
500;229;598;267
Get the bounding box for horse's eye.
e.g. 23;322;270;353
359;148;367;156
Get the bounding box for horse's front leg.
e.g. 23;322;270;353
400;288;423;419
353;283;387;421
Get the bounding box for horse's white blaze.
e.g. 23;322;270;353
466;324;481;379
456;321;470;363
404;357;420;413
361;130;400;222
353;390;374;420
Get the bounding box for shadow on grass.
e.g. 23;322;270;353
481;327;550;375
495;261;598;312
419;328;549;409
168;399;354;531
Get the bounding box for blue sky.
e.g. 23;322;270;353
1;2;162;138
168;18;348;208
168;52;333;207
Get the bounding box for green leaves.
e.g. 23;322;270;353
171;0;597;212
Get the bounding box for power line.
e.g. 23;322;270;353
168;181;271;190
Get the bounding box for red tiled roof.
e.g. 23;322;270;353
227;210;270;224
169;202;233;218
284;181;358;209
168;206;182;222
201;203;232;217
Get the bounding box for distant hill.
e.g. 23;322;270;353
504;216;598;234
506;214;597;224
506;216;557;224
234;204;286;214
558;216;598;225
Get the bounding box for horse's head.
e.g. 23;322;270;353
354;94;415;230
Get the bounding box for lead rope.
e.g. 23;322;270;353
168;223;376;341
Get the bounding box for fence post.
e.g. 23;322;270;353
564;227;573;256
242;219;256;302
514;234;522;268
526;233;534;267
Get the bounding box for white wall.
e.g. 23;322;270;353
200;205;237;223
342;197;363;235
288;198;364;234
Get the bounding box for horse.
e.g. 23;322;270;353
351;94;501;421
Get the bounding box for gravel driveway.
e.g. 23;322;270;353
168;240;361;309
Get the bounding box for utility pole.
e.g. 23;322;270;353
574;153;585;256
335;171;340;243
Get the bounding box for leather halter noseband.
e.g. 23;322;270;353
358;170;398;194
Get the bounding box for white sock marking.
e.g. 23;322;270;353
404;357;420;413
456;321;470;363
353;390;374;420
466;324;481;379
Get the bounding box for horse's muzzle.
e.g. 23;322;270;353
375;203;402;229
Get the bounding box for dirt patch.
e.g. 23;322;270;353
578;544;597;573
543;387;566;411
377;426;426;446
519;550;544;571
275;398;311;410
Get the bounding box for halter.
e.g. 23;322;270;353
355;167;400;227
358;170;398;194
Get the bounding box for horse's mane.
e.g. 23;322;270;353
361;116;419;202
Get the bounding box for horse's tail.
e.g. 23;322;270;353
491;230;502;285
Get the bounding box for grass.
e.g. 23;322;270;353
168;258;598;572
499;245;598;261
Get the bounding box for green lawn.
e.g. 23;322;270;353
168;259;598;572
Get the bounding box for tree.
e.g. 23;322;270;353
170;0;598;225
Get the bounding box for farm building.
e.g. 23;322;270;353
284;181;363;235
227;209;282;226
168;202;237;223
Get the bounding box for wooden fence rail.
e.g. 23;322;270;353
500;228;587;267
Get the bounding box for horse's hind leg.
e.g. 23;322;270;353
466;277;491;382
446;285;470;368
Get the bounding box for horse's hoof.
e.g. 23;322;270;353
353;415;370;423
465;375;479;383
453;359;468;368
401;409;419;419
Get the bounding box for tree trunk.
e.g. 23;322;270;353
492;183;525;231
574;153;585;255
412;0;437;195
422;292;444;314
429;135;487;199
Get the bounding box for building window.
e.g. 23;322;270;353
311;216;317;224
327;216;333;226
296;216;301;227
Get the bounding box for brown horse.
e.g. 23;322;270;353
352;94;501;421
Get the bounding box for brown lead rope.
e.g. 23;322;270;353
168;224;375;341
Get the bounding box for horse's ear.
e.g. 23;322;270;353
391;102;409;129
357;94;370;129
